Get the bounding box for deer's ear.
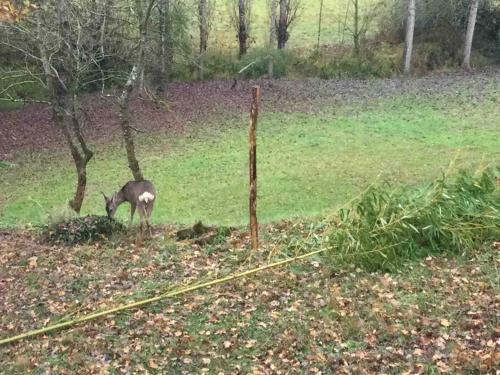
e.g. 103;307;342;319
101;192;108;201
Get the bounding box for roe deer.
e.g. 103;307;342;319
102;180;156;233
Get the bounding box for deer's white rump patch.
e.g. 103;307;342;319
138;192;155;203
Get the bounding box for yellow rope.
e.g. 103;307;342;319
0;249;325;346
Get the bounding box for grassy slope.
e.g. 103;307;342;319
1;91;499;228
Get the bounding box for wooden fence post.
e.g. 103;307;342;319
249;85;261;251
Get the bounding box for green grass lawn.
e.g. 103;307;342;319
1;92;499;228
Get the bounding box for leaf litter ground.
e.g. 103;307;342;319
0;223;498;374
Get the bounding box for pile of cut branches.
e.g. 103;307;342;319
328;168;499;271
43;215;125;246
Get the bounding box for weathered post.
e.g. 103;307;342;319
249;86;261;251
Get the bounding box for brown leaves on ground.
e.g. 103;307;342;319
1;68;499;160
0;226;499;374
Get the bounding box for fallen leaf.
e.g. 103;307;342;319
440;319;450;327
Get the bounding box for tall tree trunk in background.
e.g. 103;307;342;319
268;0;277;76
238;0;248;57
277;0;287;49
198;0;208;79
352;0;360;56
157;0;167;92
99;0;110;94
463;0;479;71
165;0;173;68
317;0;323;50
402;0;415;75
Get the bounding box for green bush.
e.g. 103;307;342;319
327;168;500;271
299;45;399;79
43;215;125;246
188;48;295;80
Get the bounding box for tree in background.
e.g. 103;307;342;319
198;0;211;79
351;0;360;56
402;0;416;75
157;0;170;93
239;0;251;57
268;0;277;76
228;0;252;57
150;0;189;90
463;0;480;70
316;0;324;50
277;0;300;49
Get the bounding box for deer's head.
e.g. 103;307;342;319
102;192;118;219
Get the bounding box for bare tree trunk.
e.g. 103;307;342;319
277;0;287;49
38;6;93;213
238;0;248;57
99;0;109;94
166;0;173;67
67;98;93;213
317;0;323;50
119;66;144;181
118;0;156;181
463;0;479;71
353;0;360;56
402;0;415;75
198;0;208;79
268;0;277;77
157;0;167;93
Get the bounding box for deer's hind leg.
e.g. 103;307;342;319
129;203;136;229
145;200;155;236
137;202;148;235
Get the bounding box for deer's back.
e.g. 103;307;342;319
122;180;156;201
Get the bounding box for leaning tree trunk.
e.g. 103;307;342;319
277;0;287;49
463;0;479;71
268;0;277;76
119;66;144;181
238;0;248;57
402;0;415;75
118;0;156;181
198;0;208;79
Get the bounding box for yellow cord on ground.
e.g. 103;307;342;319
0;249;325;346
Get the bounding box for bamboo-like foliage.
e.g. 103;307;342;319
328;168;500;271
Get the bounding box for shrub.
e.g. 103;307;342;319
43;215;125;246
300;44;400;79
327;168;500;271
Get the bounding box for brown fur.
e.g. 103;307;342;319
103;180;156;234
